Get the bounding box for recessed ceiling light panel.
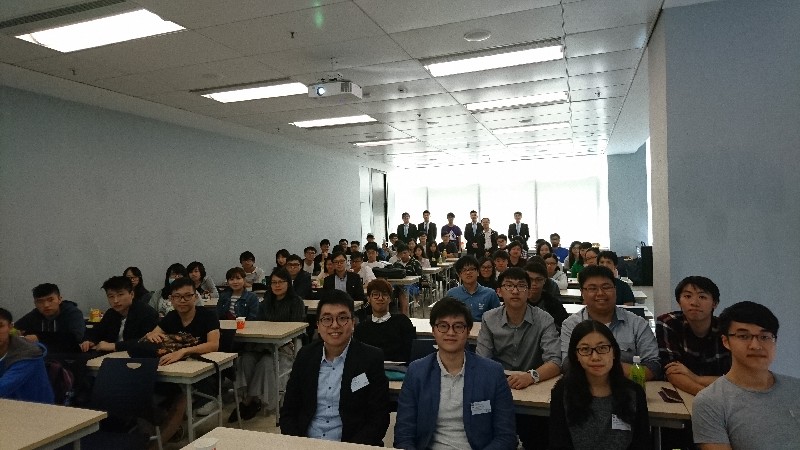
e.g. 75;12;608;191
290;115;377;128
422;40;563;77
466;91;568;112
200;81;307;103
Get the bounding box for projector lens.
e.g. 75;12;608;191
316;86;326;96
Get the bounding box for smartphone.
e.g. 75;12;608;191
659;387;683;403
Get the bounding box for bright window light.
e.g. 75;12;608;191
15;9;185;53
424;44;563;77
466;91;568;112
290;115;377;128
352;138;417;147
202;82;307;103
493;121;571;135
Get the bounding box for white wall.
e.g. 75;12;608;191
608;143;649;256
0;86;361;319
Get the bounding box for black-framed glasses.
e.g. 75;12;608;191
500;284;529;292
434;322;468;334
270;280;288;285
169;294;196;302
727;332;776;343
319;315;352;327
576;344;612;356
369;292;391;299
582;284;616;294
332;259;346;265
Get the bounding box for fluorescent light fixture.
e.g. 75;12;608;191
466;91;568;112
352;138;417;147
290;115;377;128
507;139;574;152
493;121;571;135
423;40;563;77
200;81;307;103
15;9;184;53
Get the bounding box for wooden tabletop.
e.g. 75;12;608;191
383;275;421;285
219;320;308;339
409;317;481;340
0;399;106;450
181;427;383;449
422;266;443;274
304;299;363;314
86;351;237;378
645;381;692;421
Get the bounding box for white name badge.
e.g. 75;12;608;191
351;373;369;392
470;400;492;415
611;414;632;431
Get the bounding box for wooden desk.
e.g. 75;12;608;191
86;351;236;442
0;399;106;450
304;300;363;315
386;275;421;285
409;317;480;341
181;427;384;449
559;288;647;304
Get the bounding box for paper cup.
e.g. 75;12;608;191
236;317;246;329
193;437;218;450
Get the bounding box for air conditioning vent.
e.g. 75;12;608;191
340;82;352;93
0;0;127;31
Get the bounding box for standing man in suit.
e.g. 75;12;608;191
507;211;530;251
396;212;418;243
476;217;498;259
322;252;367;304
464;210;481;256
417;210;437;243
281;290;390;445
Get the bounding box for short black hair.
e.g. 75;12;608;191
239;251;255;262
0;307;12;323
226;267;246;280
597;251;618;266
447;212;455;219
550;233;560;239
395;243;409;253
320;239;331;246
429;297;473;329
454;255;480;273
584;247;600;258
578;265;615;287
367;278;393;296
350;251;364;261
470;210;477;215
304;246;317;254
402;212;410;218
579;242;593;250
187;261;207;280
506;240;523;251
32;283;60;299
492;250;510;262
514;211;522;216
423;210;430;215
719;301;778;336
318;289;355;315
330;251;347;261
389;233;398;239
364;242;379;251
524;262;548;279
497;267;530;287
674;276;720;304
351;240;360;246
497;234;508;241
101;275;133;292
286;253;302;264
169;277;195;294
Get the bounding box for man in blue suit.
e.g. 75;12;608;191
394;298;516;450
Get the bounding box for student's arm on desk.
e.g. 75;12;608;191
158;329;220;366
665;361;718;396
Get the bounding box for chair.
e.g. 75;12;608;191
410;338;437;362
218;328;243;428
81;357;162;450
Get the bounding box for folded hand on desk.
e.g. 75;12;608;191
507;371;535;390
159;348;187;366
145;330;166;343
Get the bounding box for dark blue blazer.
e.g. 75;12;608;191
394;350;517;450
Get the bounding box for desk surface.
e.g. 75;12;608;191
182;427;383;449
220;320;308;339
86;351;237;378
0;399;107;450
410;317;481;340
422;266;443;274
304;299;363;314
384;275;421;285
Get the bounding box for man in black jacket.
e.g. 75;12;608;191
322;252;367;303
15;283;85;346
525;262;569;332
507;211;530;250
281;290;389;445
286;254;313;299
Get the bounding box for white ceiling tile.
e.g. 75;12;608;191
566;24;648;58
566;49;642;75
569;84;627;101
293;60;430;87
92;72;176;96
0;0;82;21
141;58;286;92
568;68;634;90
140;91;221;109
390;114;478;131
450;77;569;104
481;112;572;129
370;105;470;123
359;78;448;103
14;53;128;82
435;59;567;93
354;93;460;115
563;0;659;34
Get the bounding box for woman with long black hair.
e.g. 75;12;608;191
152;263;188;317
123;266;151;304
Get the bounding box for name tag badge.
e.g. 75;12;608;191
611;414;631;431
351;373;369;392
470;400;492;415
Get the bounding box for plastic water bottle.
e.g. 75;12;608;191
630;355;646;390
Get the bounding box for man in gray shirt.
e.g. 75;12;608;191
477;268;561;450
692;301;800;450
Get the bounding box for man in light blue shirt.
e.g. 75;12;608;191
445;255;501;321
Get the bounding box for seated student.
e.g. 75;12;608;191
394;298;516;450
692;301;800;450
560;266;661;380
187;261;218;300
349;251;375;287
285;254;313;299
233;267;306;422
275;248;290;270
412;245;431;269
240;250;265;289
365;234;388;261
536;241;553;258
493;249;510;276
496;234;509;252
15;283;85;346
542;252;568;290
478;268;562;450
216;267;260;320
391;244;423;315
569;242;593;277
477;256;497;290
363;242;388;269
323;251;367;304
0;307;55;403
507;240;527;268
387;233;400;259
566;241;582;274
426;240;441;264
446;255;501;322
528;255;564;300
151;263;188;317
79;276;158;353
315;254;335;288
124;266;153;305
550;320;651;450
281;290;390;445
144;277;220;445
349;240;361;255
525;262;569;332
302;246;317;275
354;279;415;363
437;231;459;256
313;239;332;274
597;251;635;306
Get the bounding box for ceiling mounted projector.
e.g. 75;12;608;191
309;80;363;99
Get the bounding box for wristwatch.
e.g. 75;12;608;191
528;369;540;384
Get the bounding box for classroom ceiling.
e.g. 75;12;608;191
0;0;664;169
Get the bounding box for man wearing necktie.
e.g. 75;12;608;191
417;209;437;243
464;210;481;256
507;211;530;251
396;212;418;243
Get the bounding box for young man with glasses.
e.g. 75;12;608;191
525;262;569;331
446;255;501;321
692;301;800;450
559;265;661;380
395;297;516;450
354;279;415;362
285;253;313;299
303;246;317;275
281;289;390;446
477;267;561;450
323;251;367;304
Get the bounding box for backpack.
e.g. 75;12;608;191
45;359;76;406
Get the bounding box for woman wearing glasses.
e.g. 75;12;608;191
549;319;651;450
354;279;415;362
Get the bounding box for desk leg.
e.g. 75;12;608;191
72;440;81;450
272;343;280;426
654;426;662;450
185;385;195;442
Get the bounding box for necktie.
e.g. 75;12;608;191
425;223;428;233
517;223;520;234
404;224;408;235
473;224;477;234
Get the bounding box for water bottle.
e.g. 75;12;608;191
630;355;646;390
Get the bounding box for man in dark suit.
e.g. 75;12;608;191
286;254;313;299
322;252;367;303
507;211;530;250
464;209;481;256
417;209;437;242
475;217;498;259
396;212;417;242
280;290;390;446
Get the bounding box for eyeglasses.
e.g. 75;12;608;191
500;284;529;292
319;315;352;327
727;332;776;343
576;344;613;356
332;259;346;265
169;294;196;302
270;280;288;285
369;292;391;299
460;267;477;274
434;322;468;334
582;285;616;294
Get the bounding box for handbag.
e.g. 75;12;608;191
128;332;200;358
